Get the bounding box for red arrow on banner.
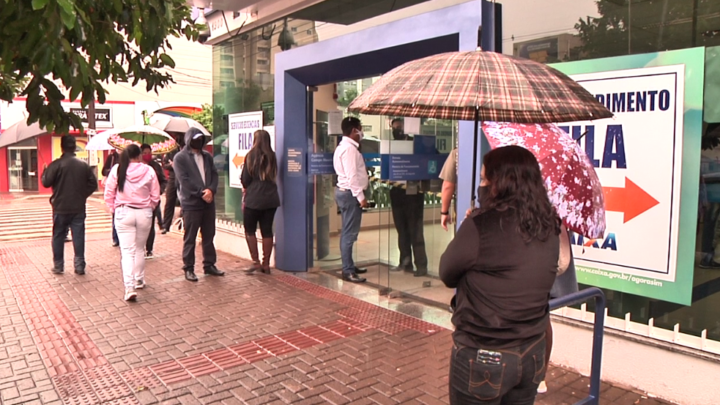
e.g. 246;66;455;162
603;177;659;223
232;153;244;169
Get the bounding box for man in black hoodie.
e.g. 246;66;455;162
41;135;98;275
174;128;224;281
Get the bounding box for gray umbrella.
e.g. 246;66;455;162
150;115;210;136
0;120;47;148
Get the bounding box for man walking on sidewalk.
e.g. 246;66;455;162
174;128;224;282
333;117;369;283
41;135;98;275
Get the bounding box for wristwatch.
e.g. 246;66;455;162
441;211;449;215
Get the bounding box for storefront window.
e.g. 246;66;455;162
212;18;319;223
504;0;720;343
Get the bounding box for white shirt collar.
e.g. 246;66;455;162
341;136;359;149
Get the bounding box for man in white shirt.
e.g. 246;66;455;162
333;117;369;283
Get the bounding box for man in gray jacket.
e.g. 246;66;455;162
174;128;224;281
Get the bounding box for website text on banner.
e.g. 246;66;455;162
551;48;705;305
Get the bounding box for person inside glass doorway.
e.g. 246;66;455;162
389;118;428;276
334;117;369;283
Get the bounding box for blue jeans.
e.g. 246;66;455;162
52;213;87;271
335;189;362;275
449;335;546;405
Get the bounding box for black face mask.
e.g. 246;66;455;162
392;128;405;140
189;138;204;150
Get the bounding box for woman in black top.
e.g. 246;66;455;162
440;145;561;405
241;130;280;274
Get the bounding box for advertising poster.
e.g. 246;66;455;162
227;111;263;189
551;48;705;305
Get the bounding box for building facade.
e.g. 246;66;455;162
207;0;720;402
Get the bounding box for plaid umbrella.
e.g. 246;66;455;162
348;51;611;123
347;50;613;205
482;121;606;239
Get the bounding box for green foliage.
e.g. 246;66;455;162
337;87;358;107
573;0;720;60
0;0;202;134
191;103;213;133
212;104;226;136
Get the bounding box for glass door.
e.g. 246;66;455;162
312;84;387;286
7;147;39;192
382;117;458;306
312;79;460;307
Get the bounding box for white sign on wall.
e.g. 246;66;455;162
228;111;263;189
565;65;685;282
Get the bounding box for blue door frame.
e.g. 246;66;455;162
273;0;487;271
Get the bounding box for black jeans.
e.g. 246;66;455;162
112;213;119;245
449;335;547;405
182;205;217;271
162;177;178;232
52;213;87;271
389;187;428;270
145;205;162;253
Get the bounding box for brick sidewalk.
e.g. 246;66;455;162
0;232;674;405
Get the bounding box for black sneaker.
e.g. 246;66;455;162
342;273;366;283
75;268;86;275
145;251;154;259
51;268;64;274
112;241;120;247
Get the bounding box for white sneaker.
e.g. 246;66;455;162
124;289;137;302
135;279;146;289
537;380;548;394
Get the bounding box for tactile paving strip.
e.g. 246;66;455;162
276;275;444;336
0;248;141;404
143;319;366;386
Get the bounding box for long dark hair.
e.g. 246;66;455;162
117;144;141;193
245;130;277;182
479;145;560;242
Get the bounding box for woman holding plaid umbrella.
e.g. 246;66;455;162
349;50;612;401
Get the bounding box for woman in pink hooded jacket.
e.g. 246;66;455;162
104;144;161;301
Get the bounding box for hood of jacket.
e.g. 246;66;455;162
184;127;207;151
125;161;154;182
